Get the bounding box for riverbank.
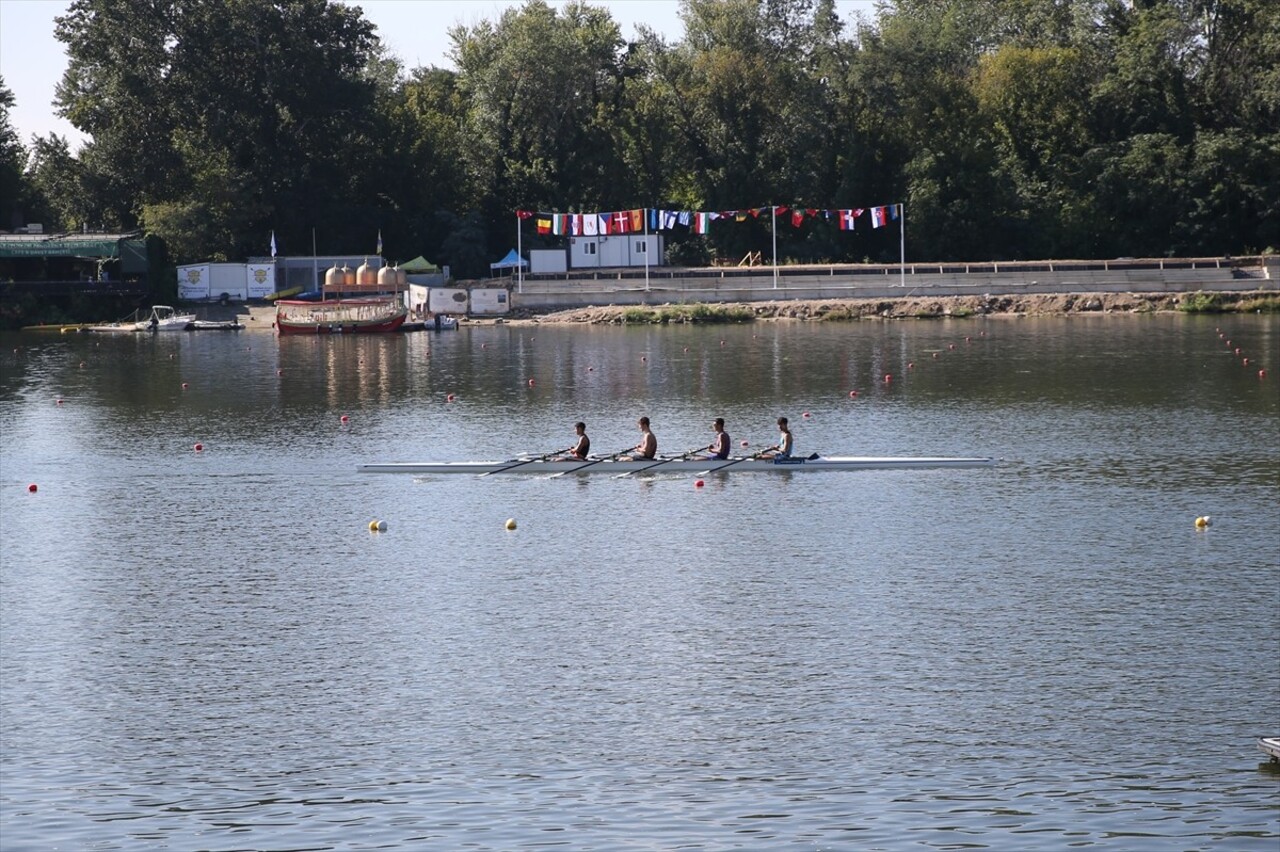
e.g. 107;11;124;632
210;290;1280;330
490;290;1279;325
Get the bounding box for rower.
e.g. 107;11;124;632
623;417;657;461
706;417;730;460
759;416;793;459
561;422;590;460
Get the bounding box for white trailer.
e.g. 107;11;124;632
207;263;248;301
469;288;510;315
177;264;211;300
246;263;276;299
569;235;663;269
429;288;470;315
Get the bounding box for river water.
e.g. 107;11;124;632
1;314;1277;850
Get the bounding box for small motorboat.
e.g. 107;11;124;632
136;305;196;331
1260;737;1280;763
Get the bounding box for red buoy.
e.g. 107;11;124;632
276;369;283;376
849;390;858;398
527;378;535;387
695;479;705;488
1261;369;1268;379
1243;358;1249;366
56;399;63;405
193;443;203;452
803;412;811;418
948;343;956;350
27;483;37;493
181;382;189;389
740;440;749;447
907;362;915;369
446;393;456;402
884;374;893;382
340;415;350;424
932;352;939;359
1234;348;1241;356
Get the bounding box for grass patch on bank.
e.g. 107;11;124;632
1178;292;1280;313
1178;292;1229;313
1238;296;1280;313
620;304;755;324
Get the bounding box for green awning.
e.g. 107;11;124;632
0;235;132;259
400;255;439;273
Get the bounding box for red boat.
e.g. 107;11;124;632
275;298;408;335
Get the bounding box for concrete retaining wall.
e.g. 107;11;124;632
507;258;1274;311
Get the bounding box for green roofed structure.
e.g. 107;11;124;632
0;231;151;297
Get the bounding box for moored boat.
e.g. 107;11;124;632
275;298;408;335
190;319;244;331
1260;737;1280;763
136;305;196;331
357;454;996;476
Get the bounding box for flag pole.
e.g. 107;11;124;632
771;205;778;289
312;228;321;302
644;208;650;293
516;213;523;294
899;203;906;288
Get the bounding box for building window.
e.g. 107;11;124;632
635;241;646;253
585;243;597;255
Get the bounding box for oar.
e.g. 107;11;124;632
548;448;632;479
478;450;561;477
614;446;704;479
695;449;768;477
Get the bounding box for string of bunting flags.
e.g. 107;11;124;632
516;204;902;237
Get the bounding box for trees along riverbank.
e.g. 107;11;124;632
3;0;1277;279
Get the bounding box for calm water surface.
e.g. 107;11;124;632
2;315;1278;850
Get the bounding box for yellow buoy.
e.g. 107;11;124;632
505;518;517;530
369;519;387;532
1195;516;1211;529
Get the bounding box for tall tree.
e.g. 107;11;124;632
0;77;27;231
54;0;382;262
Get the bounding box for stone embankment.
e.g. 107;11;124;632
224;290;1274;329
502;290;1277;325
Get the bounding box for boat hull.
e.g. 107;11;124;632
357;455;996;475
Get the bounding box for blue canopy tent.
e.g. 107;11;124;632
489;249;528;277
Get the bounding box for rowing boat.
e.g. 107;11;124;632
357;455;995;475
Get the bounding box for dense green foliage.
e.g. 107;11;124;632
4;0;1277;277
